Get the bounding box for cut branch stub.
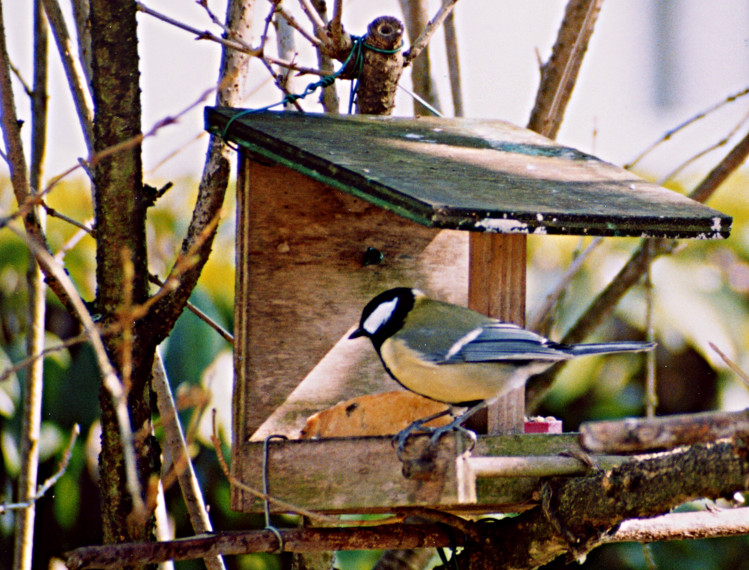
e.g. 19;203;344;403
355;16;404;115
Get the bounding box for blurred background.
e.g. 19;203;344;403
1;1;749;568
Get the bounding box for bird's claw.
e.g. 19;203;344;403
394;420;477;458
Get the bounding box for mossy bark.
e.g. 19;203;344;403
90;0;158;552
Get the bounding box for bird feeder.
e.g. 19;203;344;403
205;108;731;514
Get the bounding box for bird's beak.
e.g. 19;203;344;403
349;327;366;339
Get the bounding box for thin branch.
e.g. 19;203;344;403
0;0;78;316
14;9;48;565
275;5;324;50
40;0;95;152
658;108;749;184
527;237;603;332
5;222;147;521
309;0;339;112
298;0;327;34
65;522;454;569
626;85;749;169
710;342;749;388
144;0;253;344
528;123;749;410
329;0;344;43
147;273;234;344
70;0;92;88
209;410;341;525
43;202;92;233
274;12;298;104
136;1;261;56
609;507;749;543
0;332;89;383
403;0;459;64
195;0;226;30
1;424;80;514
153;352;226;570
8;58;32;95
54;220;93;261
443;9;463;117
688;127;749;203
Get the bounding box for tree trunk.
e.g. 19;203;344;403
90;0;158;549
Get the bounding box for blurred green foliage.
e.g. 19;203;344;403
1;168;749;569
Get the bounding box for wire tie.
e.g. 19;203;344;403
263;434;288;553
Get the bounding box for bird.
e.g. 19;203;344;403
349;287;655;449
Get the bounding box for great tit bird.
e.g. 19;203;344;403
350;287;655;447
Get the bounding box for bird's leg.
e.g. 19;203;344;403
393;407;454;454
426;400;489;448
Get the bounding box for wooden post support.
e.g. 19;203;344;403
468;232;527;434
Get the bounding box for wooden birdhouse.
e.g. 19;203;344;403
205;108;731;514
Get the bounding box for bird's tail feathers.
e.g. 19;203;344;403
566;341;655;356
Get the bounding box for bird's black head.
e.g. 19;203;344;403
349;287;417;349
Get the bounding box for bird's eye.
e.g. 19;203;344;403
363;297;398;334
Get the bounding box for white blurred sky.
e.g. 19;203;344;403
3;1;749;183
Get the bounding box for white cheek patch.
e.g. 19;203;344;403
363;298;399;335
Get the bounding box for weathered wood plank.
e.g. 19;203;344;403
234;433;585;514
207;108;731;239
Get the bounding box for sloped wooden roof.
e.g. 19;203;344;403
206;108;731;239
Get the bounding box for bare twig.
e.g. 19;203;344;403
65;521;451;569
399;0;442;116
70;0;92;87
209;410;342;525
0;332;89;383
147;273;234;344
527;237;603;332
298;0;327;34
310;0;340;112
610;507;749;543
710;342;749;388
42;203;92;233
275;5;323;50
153;352;226;570
144;0;252;346
5;222;147;521
40;0;95;151
136;1;261;56
688;127;749;204
658;108;749;184
443;9;463;117
1;424;80;514
626;85;749;169
644;241;657;418
14;8;48;567
403;0;459;64
8;58;32;95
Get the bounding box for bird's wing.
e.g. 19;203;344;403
434;322;573;364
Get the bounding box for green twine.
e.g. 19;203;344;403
220;35;404;141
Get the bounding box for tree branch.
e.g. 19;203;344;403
64;435;749;568
13;5;49;566
402;0;459;65
0;1;76;314
527;122;749;410
457;438;749;568
526;0;604;138
41;0;94;152
145;0;253;345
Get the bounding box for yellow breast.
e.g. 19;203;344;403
379;338;532;404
